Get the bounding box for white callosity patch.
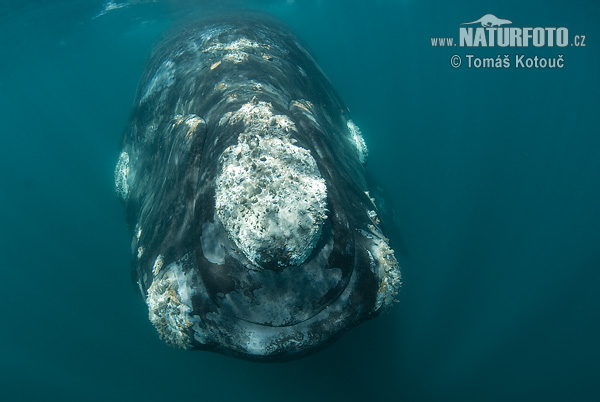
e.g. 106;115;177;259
204;38;262;52
346;120;368;165
152;254;164;277
223;52;248;64
372;237;401;311
146;261;195;349
204;38;265;64
115;151;130;199
361;220;402;312
367;210;380;225
215;101;327;269
173;113;204;139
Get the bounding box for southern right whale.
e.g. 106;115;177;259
115;14;401;361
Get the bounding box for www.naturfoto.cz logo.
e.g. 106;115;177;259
431;14;587;69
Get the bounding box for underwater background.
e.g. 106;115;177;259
1;0;598;401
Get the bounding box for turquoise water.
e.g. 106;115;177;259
1;1;599;401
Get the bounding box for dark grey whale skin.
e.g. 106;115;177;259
117;14;398;361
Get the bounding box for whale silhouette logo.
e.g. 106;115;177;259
461;14;512;27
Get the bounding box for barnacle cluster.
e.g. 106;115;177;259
215;101;327;269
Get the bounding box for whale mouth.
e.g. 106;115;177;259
229;232;346;328
215;101;328;271
146;234;354;357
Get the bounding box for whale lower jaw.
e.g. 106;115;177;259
145;252;364;361
145;220;400;361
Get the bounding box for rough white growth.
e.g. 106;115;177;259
114;151;130;199
215;101;327;269
173;114;204;139
204;37;264;65
346;120;368;164
374;240;401;311
223;52;248;64
185;115;203;136
204;38;262;52
365;191;377;207
367;210;380;225
146;261;194;349
361;225;402;312
152;254;164;277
